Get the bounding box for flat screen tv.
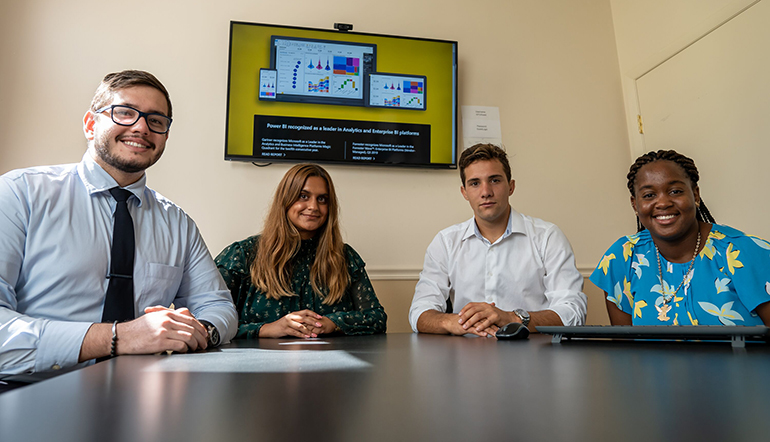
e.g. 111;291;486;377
225;21;458;169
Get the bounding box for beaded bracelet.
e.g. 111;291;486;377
110;321;118;358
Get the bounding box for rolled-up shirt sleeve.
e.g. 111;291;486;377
540;225;587;326
409;233;451;332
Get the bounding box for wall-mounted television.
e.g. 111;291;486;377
225;21;458;169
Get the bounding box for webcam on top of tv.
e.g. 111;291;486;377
334;23;353;32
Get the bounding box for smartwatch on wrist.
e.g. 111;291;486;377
200;320;220;347
513;309;530;327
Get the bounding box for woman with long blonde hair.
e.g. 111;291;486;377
216;164;387;338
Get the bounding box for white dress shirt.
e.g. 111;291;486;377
409;208;587;332
0;152;237;377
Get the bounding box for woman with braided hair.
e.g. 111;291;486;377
590;150;770;326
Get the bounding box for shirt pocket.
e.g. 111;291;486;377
137;263;183;309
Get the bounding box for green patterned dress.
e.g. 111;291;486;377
215;235;387;338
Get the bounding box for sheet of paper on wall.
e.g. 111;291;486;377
461;106;502;149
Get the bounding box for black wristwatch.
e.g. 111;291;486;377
200;320;220;347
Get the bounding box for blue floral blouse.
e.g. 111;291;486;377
590;224;770;325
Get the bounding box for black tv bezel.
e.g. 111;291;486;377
224;21;458;170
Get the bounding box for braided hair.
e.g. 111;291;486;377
626;150;716;232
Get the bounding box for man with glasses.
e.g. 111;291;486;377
0;70;237;392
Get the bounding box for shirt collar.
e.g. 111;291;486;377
77;151;147;206
462;207;526;245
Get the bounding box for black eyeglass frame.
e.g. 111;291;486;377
94;104;173;134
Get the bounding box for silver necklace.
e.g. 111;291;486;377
654;229;701;305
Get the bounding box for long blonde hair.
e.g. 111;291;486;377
251;164;349;304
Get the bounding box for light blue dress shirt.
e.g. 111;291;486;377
0;152;237;377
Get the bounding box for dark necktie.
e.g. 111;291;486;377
102;188;136;323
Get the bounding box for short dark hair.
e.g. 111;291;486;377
90;70;172;118
459;143;512;185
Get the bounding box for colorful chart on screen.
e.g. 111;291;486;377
368;73;426;110
273;37;375;106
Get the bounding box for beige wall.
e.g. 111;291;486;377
610;0;757;75
609;0;759;156
1;0;632;328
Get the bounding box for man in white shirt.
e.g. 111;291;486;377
409;144;586;336
0;70;237;389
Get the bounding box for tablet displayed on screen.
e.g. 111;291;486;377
258;69;277;100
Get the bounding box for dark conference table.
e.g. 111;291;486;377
2;333;769;442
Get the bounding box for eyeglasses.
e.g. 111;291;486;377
95;104;173;134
